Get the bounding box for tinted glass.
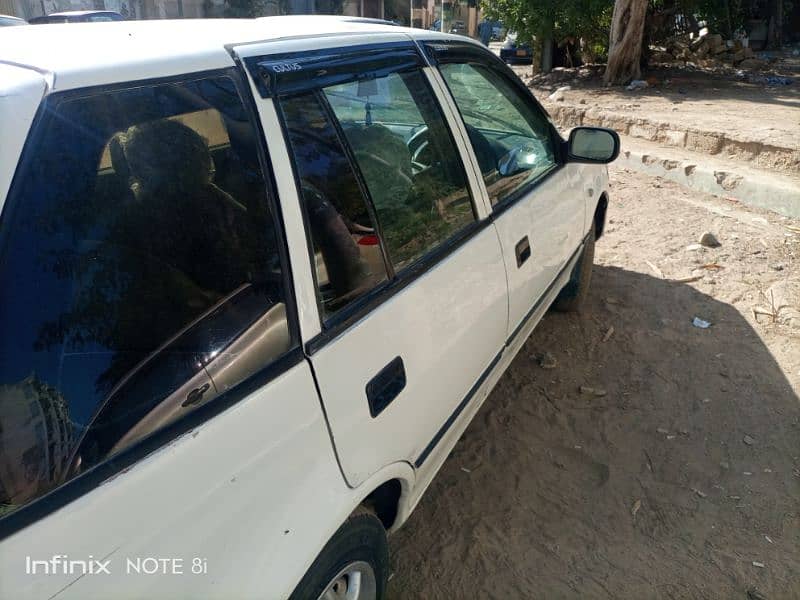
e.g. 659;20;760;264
280;92;390;319
439;62;557;205
323;70;475;270
0;75;292;517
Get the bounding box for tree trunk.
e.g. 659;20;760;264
541;38;554;73
604;0;649;85
767;0;783;48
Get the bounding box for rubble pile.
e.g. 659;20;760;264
651;31;769;70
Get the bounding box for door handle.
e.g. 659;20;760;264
182;382;210;408
366;356;406;418
515;235;531;268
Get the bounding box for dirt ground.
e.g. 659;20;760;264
510;58;800;157
386;166;800;599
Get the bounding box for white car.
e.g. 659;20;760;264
0;16;617;600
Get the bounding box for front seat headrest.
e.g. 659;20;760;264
115;119;214;197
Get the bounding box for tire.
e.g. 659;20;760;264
553;227;595;313
289;511;389;600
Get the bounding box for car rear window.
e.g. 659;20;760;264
0;74;293;518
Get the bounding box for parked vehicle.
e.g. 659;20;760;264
491;21;506;40
0;14;26;26
449;20;466;35
28;10;123;24
0;16;616;600
500;31;534;64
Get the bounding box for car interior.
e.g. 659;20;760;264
14;77;293;482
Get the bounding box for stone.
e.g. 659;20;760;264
731;49;747;62
699;232;721;247
650;51;674;63
539;352;558;369
739;58;767;70
548;85;571;102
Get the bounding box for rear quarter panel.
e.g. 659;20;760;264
0;362;353;600
0;65;46;212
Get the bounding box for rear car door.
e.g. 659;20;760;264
426;42;587;338
0;70;344;600
240;39;509;486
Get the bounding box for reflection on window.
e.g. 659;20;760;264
280;92;389;319
0;76;292;517
439;63;557;205
323;70;475;270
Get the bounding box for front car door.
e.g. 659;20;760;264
424;41;587;338
239;38;509;487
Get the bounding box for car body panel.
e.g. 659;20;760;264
0;65;47;214
494;163;588;338
28;11;124;24
0;19;610;599
0;14;26;26
0;362;353;600
307;224;508;486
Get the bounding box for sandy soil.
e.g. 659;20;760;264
509;57;800;155
387;166;800;599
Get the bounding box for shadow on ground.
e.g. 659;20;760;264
388;265;800;599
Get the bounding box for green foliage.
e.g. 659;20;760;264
480;0;614;51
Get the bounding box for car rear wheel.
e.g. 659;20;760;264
553;227;595;313
289;511;389;600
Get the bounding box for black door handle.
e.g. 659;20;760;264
515;235;531;267
182;382;211;408
366;357;406;418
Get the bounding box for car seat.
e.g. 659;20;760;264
109;119;252;295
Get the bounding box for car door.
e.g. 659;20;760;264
0;70;346;600
239;38;509;487
426;41;587;338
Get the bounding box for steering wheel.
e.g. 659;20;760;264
406;125;431;173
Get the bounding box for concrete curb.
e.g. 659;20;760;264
617;142;800;218
545;102;800;176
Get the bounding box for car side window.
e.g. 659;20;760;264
0;74;293;518
279;92;390;319
323;70;476;270
438;62;557;206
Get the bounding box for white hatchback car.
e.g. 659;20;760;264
0;16;617;600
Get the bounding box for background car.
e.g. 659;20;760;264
491;22;505;40
28;10;123;24
0;14;26;26
500;32;534;64
449;20;466;35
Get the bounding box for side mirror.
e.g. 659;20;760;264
566;127;620;164
497;142;541;176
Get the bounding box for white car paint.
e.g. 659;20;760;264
0;363;383;600
0;65;47;213
0;16;610;599
493;164;588;337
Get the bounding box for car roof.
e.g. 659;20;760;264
0;16;479;93
0;16;453;76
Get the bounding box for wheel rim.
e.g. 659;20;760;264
317;561;377;600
